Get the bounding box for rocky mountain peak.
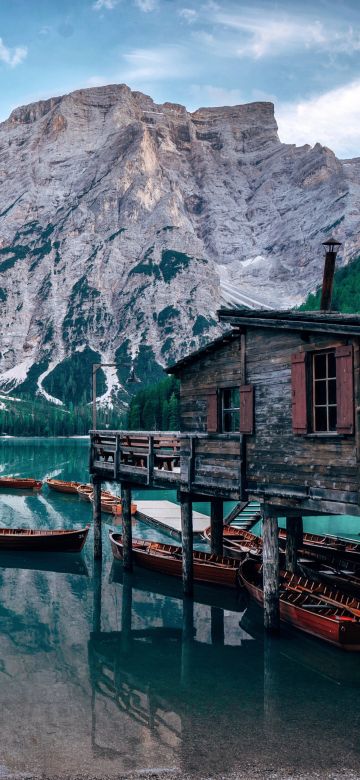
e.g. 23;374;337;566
0;83;359;408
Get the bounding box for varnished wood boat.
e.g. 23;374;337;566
46;478;81;494
90;495;137;516
239;558;360;651
77;484;93;500
0;476;42;491
110;532;239;587
0;525;90;552
279;528;360;563
204;525;262;557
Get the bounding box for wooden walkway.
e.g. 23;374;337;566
135;500;210;539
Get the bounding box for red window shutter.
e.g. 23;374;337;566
336;345;354;434
207;390;218;432
240;385;254;434
291;352;307;434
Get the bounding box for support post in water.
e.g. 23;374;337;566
210;497;223;556
180;492;193;596
92;477;102;560
262;509;280;634
121;482;133;571
285;515;303;573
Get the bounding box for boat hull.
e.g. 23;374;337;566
240;561;360;651
110;534;238;587
0;477;42;491
0;526;90;552
47;479;81;494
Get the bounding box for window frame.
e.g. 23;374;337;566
220;386;240;433
311;349;337;435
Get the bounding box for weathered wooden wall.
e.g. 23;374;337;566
179;338;242;432
246;329;359;508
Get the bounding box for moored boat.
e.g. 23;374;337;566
0;525;90;552
204;525;262;557
0;476;42;491
109;532;239;587
90;494;137;516
239;558;360;650
279;528;360;563
77;484;93;500
46;478;81;494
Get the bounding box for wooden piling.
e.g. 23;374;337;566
180;492;193;596
285;515;303;573
92;477;102;560
93;558;102;633
210;497;223;556
262;511;280;634
121;483;133;571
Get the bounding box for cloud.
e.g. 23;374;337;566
0;37;27;67
194;7;360;60
188;83;244;110
276;79;360;159
179;8;198;24
121;45;190;82
134;0;158;11
93;0;118;10
213;12;327;58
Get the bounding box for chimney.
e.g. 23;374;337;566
320;237;342;312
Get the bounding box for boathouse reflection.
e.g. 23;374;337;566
88;561;263;770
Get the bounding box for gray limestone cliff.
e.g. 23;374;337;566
0;84;359;405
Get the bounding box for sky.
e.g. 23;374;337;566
0;0;359;157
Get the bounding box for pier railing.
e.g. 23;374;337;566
90;430;242;498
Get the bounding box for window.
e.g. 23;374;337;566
291;345;354;436
312;351;337;432
221;387;240;432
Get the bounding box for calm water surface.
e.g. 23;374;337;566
0;437;359;779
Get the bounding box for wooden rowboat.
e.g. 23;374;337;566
0;477;42;491
109;532;239;587
77;484;93;500
239;558;360;651
46;478;81;494
0;525;90;552
90;495;137;517
279;528;360;565
204;525;262;557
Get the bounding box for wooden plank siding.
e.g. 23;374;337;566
245;328;359;510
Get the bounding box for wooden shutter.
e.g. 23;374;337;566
336;345;354;434
207;390;218;432
291;352;308;434
240;385;254;434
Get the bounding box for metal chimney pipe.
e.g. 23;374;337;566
320;237;342;312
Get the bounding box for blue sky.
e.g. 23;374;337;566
0;0;360;157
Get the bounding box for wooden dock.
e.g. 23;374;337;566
135;500;210;540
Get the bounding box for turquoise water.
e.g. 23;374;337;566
0;437;359;779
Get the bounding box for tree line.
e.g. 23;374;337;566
127;375;180;430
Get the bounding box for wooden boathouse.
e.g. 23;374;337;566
90;306;360;632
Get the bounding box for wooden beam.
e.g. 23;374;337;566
180;492;193;596
121;483;133;572
210;498;223;556
285;516;303;573
92;477;102;560
262;512;280;634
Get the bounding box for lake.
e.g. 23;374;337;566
0;437;359;780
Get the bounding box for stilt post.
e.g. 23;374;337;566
92;477;102;560
121;482;133;571
210;497;223;556
285;515;303;573
262;509;280;634
93;558;102;633
180;491;193;596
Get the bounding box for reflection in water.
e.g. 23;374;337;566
0;438;359;777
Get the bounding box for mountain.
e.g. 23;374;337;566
0;83;359;408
